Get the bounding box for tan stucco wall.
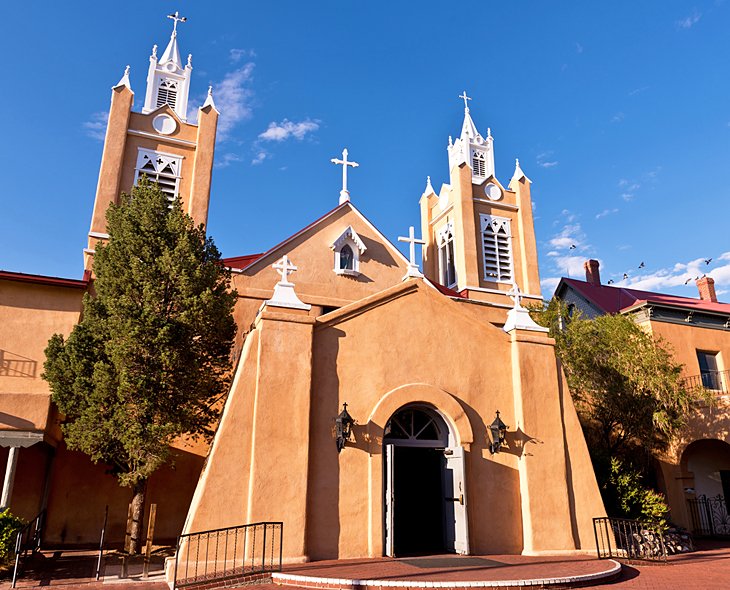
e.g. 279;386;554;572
0;279;83;433
183;280;605;561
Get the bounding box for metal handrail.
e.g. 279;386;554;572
593;516;667;562
173;521;283;589
11;509;45;588
683;369;729;395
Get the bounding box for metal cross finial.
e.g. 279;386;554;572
331;148;360;204
167;11;187;35
398;226;426;279
272;255;298;286
458;90;472;111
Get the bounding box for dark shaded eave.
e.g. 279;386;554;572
0;269;89;289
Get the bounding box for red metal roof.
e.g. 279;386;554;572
561;278;730;315
0;270;89;289
222;253;264;270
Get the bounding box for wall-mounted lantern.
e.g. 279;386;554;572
489;411;508;454
335;402;355;453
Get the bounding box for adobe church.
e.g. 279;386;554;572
0;17;605;559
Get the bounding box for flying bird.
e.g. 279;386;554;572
684;277;692;285
623;273;629;280
705;258;713;265
638;262;645;269
569;244;576;250
607;279;614;285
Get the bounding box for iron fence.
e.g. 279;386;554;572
173;521;283;589
12;509;45;588
687;495;730;537
593;517;667;562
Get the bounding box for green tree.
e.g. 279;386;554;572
43;179;237;553
530;301;712;519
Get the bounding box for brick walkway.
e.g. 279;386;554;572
5;542;730;590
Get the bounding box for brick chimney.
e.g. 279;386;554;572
584;259;601;286
696;276;718;302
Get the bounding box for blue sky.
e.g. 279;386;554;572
1;1;729;299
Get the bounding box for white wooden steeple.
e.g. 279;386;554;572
142;12;192;121
447;91;495;184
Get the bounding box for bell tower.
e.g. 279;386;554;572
419;93;541;307
84;13;219;271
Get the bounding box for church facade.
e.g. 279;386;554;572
0;20;606;558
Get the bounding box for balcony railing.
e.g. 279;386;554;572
683;369;729;396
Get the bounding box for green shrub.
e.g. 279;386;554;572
0;509;24;563
605;458;669;526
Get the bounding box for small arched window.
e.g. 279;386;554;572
438;224;456;288
339;244;354;270
331;226;367;277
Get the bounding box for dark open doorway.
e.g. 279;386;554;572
393;446;445;556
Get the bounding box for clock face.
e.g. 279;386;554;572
153;114;177;135
485;182;502;201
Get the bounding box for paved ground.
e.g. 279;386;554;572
5;541;730;590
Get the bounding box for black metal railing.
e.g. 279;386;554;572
11;509;45;588
687;495;730;537
593;517;667;562
173;521;283;589
683;370;729;395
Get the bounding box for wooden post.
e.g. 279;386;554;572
143;504;157;579
122;502;133;578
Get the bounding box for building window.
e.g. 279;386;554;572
481;215;513;283
331;226;367;276
472;150;486;177
438;225;456;288
697;351;722;390
157;79;178;110
134;149;182;205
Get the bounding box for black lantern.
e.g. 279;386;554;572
489;411;508;454
335;403;355;453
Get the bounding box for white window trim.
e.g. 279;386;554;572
437;222;457;289
480;214;514;284
331;226;367;276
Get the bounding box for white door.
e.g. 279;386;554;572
384;443;395;557
443;446;470;555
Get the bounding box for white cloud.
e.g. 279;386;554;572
83;111;108;141
214;63;256;140
229;48;256;63
553;255;589;277
251;151;268;166
575;42;584;54
541;277;561;294
549;221;584;251
537;151;559;168
258;119;320;142
629;86;650;96
618;179;641;201
215;153;244;169
619;252;730;294
595;208;619;219
677;11;702;29
611;112;625;123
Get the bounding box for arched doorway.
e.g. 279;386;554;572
681;439;730;536
383;405;469;557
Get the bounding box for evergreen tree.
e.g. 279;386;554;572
43;179;237;553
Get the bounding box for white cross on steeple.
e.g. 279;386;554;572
167;11;187;35
507;282;524;309
331;148;360;205
398;226;426;279
272;255;298;286
458;90;472;112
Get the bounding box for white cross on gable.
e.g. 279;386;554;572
398;226;425;279
272;255;298;286
167;11;187;35
331;148;360;205
507;282;523;309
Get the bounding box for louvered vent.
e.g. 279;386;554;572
156;80;178;110
482;216;513;282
